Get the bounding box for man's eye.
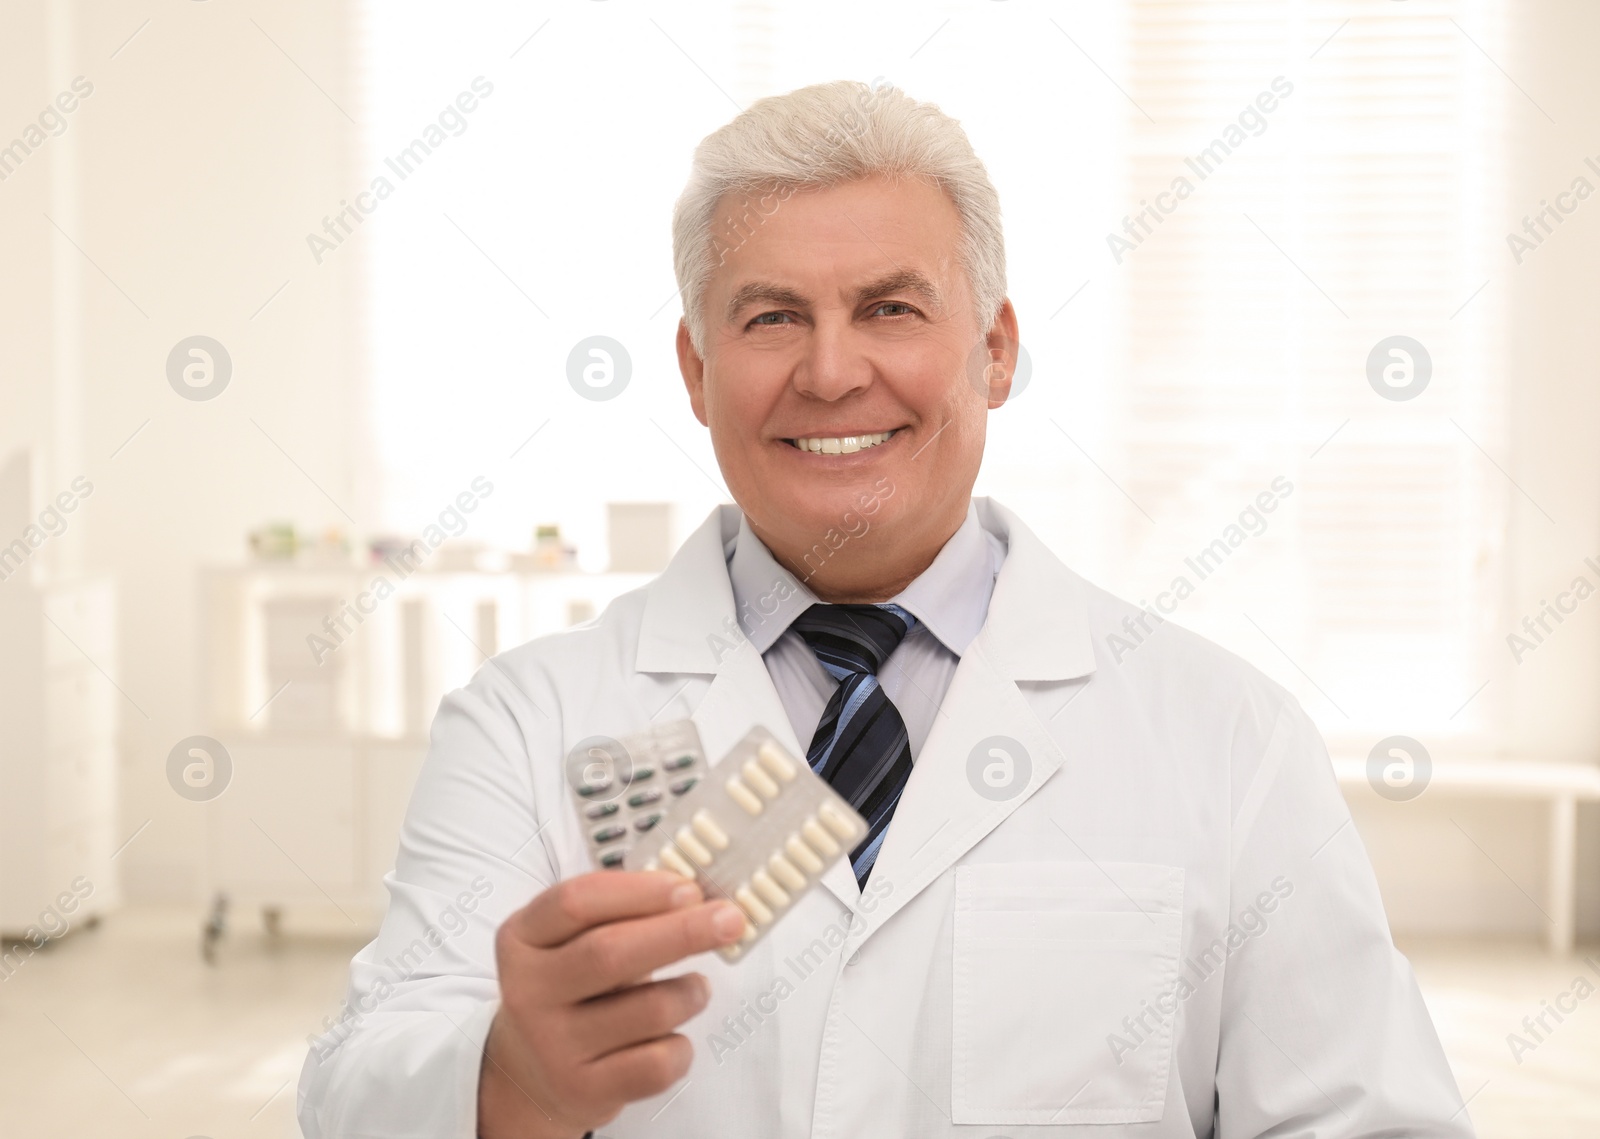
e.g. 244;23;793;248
871;302;915;317
750;311;793;326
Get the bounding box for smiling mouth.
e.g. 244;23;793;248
782;429;900;454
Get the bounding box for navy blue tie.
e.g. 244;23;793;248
790;603;915;886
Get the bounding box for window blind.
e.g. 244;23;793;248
1112;0;1506;742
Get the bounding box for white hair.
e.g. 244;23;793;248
671;79;1006;354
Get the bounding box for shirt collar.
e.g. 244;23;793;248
725;499;1001;657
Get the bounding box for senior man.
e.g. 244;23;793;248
298;81;1473;1138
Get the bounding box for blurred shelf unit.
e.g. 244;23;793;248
197;562;652;924
0;577;122;937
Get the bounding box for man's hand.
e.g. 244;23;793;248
478;870;747;1139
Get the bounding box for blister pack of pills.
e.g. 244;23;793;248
565;721;708;871
623;725;867;961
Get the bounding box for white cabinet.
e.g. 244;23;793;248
196;564;649;937
210;743;360;899
0;578;121;937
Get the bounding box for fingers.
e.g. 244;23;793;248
509;871;703;949
568;973;710;1060
583;1033;696;1107
486;873;746;1134
546;900;746;1002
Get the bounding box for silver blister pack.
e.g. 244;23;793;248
624;725;867;961
565;721;709;870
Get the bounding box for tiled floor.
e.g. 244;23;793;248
1401;935;1600;1138
0;906;358;1138
0;908;1595;1137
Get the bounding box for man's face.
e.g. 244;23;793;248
678;174;1015;588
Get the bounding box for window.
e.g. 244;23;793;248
1113;0;1505;744
357;0;1507;745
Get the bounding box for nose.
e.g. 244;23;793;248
792;316;872;402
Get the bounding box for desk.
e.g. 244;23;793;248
1334;759;1600;954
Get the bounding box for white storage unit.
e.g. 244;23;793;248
195;562;650;948
0;578;121;937
1335;758;1600;954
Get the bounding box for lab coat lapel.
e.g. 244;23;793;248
846;640;1070;937
634;499;1102;924
633;504;860;910
845;498;1100;946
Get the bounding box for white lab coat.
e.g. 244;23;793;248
298;498;1473;1138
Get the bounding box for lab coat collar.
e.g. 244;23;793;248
722;514;816;657
636;497;1096;683
635;504;746;676
877;498;994;655
722;498;996;657
637;498;1099;916
971;496;1098;682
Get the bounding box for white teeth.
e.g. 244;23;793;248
791;431;894;454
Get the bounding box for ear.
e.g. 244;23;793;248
677;319;710;426
980;299;1021;410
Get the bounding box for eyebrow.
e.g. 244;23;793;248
725;282;808;323
724;269;946;324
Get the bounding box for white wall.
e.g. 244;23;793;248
2;0;1596;936
1354;0;1600;939
0;1;63;546
4;0;366;901
1500;2;1600;767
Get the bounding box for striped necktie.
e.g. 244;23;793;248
790;602;915;886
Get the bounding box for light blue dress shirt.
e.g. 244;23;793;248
722;498;1006;759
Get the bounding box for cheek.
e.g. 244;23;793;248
908;374;982;443
707;354;788;431
706;376;760;434
877;332;975;410
916;383;989;470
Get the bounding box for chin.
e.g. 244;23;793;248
808;478;899;528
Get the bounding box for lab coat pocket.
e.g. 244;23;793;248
951;860;1185;1126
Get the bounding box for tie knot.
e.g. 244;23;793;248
791;603;915;678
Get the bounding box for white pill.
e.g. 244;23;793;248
658;846;696;878
785;835;824;874
691;809;731;850
801;817;840;857
643;858;659;872
725;777;764;815
742;759;781;799
768;852;807;891
718;918;757;960
674;827;714;867
818;801;858;841
751;870;790;909
757;741;798;782
735;885;774;925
